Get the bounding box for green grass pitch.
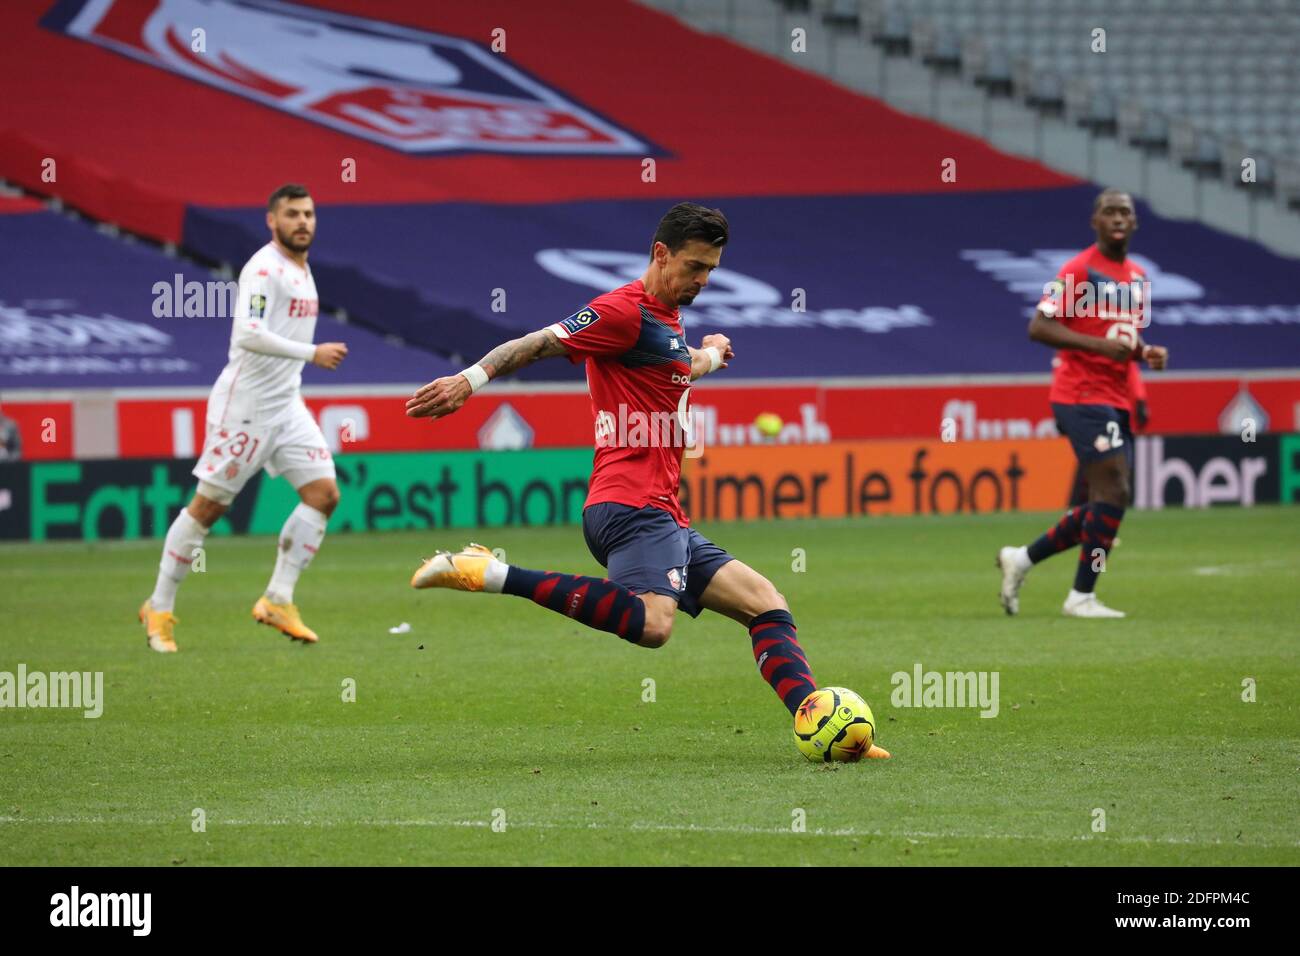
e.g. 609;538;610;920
1;506;1297;866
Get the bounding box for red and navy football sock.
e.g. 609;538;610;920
1073;502;1124;593
502;567;646;643
1026;505;1087;563
749;609;816;715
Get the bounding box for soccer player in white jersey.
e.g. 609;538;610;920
139;184;348;652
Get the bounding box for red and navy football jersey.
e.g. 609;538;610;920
547;280;694;525
1039;244;1147;408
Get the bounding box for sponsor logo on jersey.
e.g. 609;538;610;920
288;298;319;318
559;307;601;336
50;0;650;155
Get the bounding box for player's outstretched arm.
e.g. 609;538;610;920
405;327;567;419
688;333;734;381
1027;309;1134;363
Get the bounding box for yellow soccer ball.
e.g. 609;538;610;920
793;687;876;762
754;412;783;437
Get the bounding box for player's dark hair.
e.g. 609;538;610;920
651;203;729;257
268;183;311;211
1093;188;1132;212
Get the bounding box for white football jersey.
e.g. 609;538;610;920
209;243;319;427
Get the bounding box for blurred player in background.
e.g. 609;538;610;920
138;184;348;652
404;203;870;745
998;189;1168;619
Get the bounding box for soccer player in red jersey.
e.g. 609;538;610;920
997;189;1169;618
404;204;823;721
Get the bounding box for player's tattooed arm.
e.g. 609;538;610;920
477;328;567;380
405;328;566;419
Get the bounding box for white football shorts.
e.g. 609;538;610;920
191;400;335;498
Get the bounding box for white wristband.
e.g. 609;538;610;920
703;346;723;373
459;364;489;393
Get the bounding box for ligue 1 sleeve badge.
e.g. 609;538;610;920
560;307;601;335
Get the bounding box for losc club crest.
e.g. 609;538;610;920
48;0;650;155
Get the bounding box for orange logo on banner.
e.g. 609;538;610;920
679;439;1077;521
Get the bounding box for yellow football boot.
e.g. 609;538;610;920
410;542;495;591
252;596;319;643
139;600;179;653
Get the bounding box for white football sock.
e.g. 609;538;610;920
483;558;508;593
150;509;210;612
1012;546;1033;572
265;503;328;605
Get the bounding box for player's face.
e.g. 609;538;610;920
268;197;316;253
1091;195;1136;246
658;239;722;307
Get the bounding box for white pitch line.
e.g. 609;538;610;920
1193;559;1295;576
0;816;1294;848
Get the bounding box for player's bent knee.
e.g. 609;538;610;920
639;629;671;649
637;597;675;649
642;621;676;650
189;485;232;527
299;480;341;516
752;579;788;617
1094;476;1129;508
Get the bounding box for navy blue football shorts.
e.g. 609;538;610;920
1052;402;1135;469
582;502;735;618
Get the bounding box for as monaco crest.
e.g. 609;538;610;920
49;0;650;155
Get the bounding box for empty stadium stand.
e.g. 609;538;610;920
642;0;1300;258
